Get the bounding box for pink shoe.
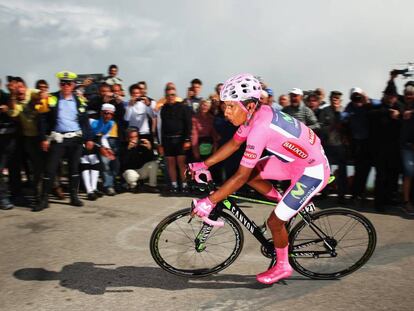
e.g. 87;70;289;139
256;245;293;284
256;263;293;284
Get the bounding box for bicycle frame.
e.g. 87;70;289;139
193;193;336;267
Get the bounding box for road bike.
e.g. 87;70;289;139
150;182;377;280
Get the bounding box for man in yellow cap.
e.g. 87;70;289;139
35;71;94;212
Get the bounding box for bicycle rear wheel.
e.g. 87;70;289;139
150;208;244;277
289;208;377;280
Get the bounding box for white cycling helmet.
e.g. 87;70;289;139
220;73;262;109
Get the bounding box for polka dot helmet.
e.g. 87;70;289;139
220;73;262;104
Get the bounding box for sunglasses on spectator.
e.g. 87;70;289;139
166;93;176;97
60;81;73;86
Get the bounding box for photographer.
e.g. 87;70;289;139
120;128;159;193
124;83;156;143
343;87;373;203
368;87;403;211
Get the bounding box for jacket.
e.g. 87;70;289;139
38;91;93;141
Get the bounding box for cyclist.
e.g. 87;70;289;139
189;73;330;284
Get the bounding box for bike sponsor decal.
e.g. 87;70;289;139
230;206;256;234
291;182;307;199
246;144;255;150
283;175;322;208
308;128;316;145
270;110;302;138
282;141;308;159
243;150;257;159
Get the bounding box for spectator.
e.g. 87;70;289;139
369;87;402;211
81;103;116;200
259;90;269;106
33;80;66;200
265;88;279;110
124;83;156;143
35;71;94;212
282;88;320;131
212;100;241;183
7;77;45;206
158;87;192;193
209;83;223;115
318;91;348;203
343;87;373;203
315;88;328;109
278;94;290;108
400;85;414;215
306;92;322;118
121;128;159;193
155;82;183;112
0;78;17;210
104;64;123;86
185;78;203;113
88;83;126;139
139;81;158;135
191;100;219;161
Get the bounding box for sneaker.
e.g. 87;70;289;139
105;187;116;196
401;202;414;216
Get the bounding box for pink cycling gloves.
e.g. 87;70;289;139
192;197;216;218
188;162;212;184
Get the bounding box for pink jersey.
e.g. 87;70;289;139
234;105;325;169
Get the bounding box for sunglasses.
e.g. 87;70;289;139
166;93;176;97
60;81;73;86
103;111;114;115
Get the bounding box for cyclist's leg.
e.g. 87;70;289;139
247;156;287;202
258;163;330;284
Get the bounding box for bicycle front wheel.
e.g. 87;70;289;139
150;208;244;278
289;208;377;280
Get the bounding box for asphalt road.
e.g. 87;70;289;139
0;193;413;311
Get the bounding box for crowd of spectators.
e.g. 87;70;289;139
1;65;414;216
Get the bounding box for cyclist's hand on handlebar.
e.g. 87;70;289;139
187;162;212;184
191;197;216;218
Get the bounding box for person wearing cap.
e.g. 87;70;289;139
368;87;403;212
343;87;373;203
318;91;348;203
35;71;94;212
81;103;116;200
282;88;320;131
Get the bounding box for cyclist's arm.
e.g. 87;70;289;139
209;165;252;203
204;137;243;167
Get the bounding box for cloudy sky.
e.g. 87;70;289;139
1;0;413;99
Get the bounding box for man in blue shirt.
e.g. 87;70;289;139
35;71;94;212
